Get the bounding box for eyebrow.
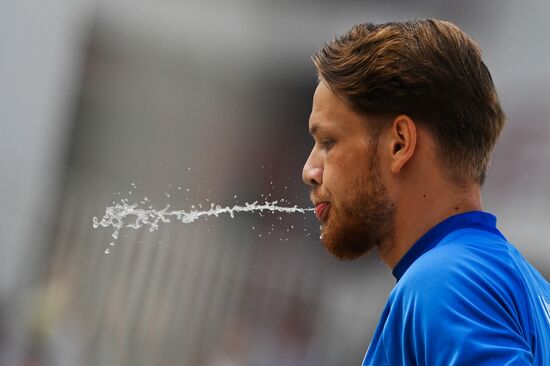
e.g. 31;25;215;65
309;122;320;136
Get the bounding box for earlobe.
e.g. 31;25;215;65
390;115;417;174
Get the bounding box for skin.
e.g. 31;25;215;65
302;81;482;268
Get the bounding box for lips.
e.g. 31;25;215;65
315;202;331;221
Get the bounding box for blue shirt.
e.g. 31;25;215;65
363;211;550;365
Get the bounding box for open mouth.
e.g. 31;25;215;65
315;202;331;222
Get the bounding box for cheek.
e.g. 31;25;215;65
325;153;364;198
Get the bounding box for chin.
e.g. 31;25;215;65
321;220;376;261
320;198;395;261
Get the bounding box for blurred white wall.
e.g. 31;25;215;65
0;1;92;364
0;0;92;296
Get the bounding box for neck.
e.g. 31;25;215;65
379;183;482;269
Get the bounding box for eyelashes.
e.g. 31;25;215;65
321;139;335;151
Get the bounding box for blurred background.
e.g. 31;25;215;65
1;0;549;365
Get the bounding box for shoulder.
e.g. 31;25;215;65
394;229;530;323
389;229;529;335
397;228;519;298
383;230;533;364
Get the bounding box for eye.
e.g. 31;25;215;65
321;138;334;151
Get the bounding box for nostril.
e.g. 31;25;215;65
303;164;322;187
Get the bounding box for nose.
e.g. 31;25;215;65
302;150;323;187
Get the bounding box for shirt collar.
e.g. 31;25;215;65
392;211;500;282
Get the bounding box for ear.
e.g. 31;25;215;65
388;115;417;174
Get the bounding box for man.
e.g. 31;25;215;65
302;19;550;365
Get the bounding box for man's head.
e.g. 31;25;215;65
303;19;505;261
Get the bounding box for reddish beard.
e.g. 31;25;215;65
320;151;395;261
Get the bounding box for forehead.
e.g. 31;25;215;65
309;82;369;135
